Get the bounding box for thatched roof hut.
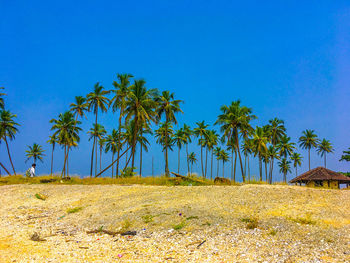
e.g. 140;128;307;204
289;167;350;189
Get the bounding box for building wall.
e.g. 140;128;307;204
306;180;339;189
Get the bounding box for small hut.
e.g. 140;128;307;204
289;167;350;189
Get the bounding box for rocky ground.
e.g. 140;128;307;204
0;184;349;262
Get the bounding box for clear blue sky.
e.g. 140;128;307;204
1;0;350;181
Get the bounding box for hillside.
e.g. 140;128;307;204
0;184;349;262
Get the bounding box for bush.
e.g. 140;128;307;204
120;167;137;178
67;207;83;214
241;216;259;229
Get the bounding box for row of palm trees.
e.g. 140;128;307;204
0;83;335;182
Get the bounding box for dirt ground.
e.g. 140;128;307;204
0;184;349;262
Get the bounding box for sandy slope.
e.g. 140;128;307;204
0;184;349;262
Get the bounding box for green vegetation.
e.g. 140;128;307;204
172;220;186;230
142;214;155;223
289;214;316;225
35;193;47;200
67;207;83;214
241;216;259;229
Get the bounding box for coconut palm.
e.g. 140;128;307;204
87;124;106;177
193;121;209;177
251;126;268;181
340;148;350;162
207;130;218;180
173;128;186;173
299;129;319;170
110;73;133;177
156;91;183;176
98;138;106;173
137;123;151;177
105;129;120;178
267;145;280;183
25;143;45;164
155;122;174;176
182;124;193;175
278;158;292;183
241;139;253;182
50;111;81;178
218;149;229;178
188;152;197;175
214;146;222;178
290;153;302;177
317;139;334;168
215;100;256;182
47;135;57;176
70;96;89;121
0;87;6;110
86;82;110;177
124;80;158;173
0;110;19;175
277;136;295;158
226;137;237;182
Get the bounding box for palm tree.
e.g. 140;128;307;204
252;126;268;181
278;158;292;183
105;129;120;178
216;100;256;182
316;139;334;168
241;139;253;182
124;80;158;173
290;153;302;177
267;145;280;183
70;96;89;121
86;83;110;177
173;128;186;173
0;110;19;175
25;143;45;164
226;137;237;182
0;87;6;110
156;91;183;176
87;124;106;177
110;73;133;177
47;135;57;176
207;130;218;180
187;152;197;175
138;123;151;177
182;124;193;175
277;136;295;158
218;149;229;178
214;146;222;178
340;148;350;162
50;111;81;178
194;121;209;177
299;129;319;170
98;138;106;173
155;122;174;176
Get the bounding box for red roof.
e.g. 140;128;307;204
289;167;350;183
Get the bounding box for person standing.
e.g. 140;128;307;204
26;163;36;177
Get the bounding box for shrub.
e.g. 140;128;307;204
67;207;83;214
172;221;186;230
241;216;259;229
35;193;47;200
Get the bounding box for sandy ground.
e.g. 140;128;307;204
0;184;349;262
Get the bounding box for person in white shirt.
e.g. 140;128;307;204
30;163;36;177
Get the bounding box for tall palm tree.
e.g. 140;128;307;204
207;130;218;180
252;126;268;181
0;110;19;175
299;129;319;171
138;123;151;177
290;153;302;177
267;145;280;184
214;146;222;178
98;138;106;173
86;83;110;177
87;124;106;177
218;149;229;178
156;90;183;176
277;136;295;158
216;100;256;182
173;128;186;173
317;139;334;168
155;122;174;176
110;73;133;177
194;121;209;177
70;96;89;121
47;135;57;176
105;129;120;178
0;87;6;110
241;139;253;182
278;158;292;183
340;148;350;162
187;152;197;175
182;124;193;175
226;137;237;182
125;80;158;173
50;111;81;178
25;143;45;164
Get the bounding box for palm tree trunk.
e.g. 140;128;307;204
231;148;234;181
140;143;143;177
67;149;69;178
295;166;297;177
50;145;54;176
186;144;189;176
200;143;204;177
205;148;208;178
265;161;268;182
112;154;114;178
131;116;138;172
259;155;262;181
178;147;180;174
248;155;250;182
95;111;98;177
211;150;213;180
217;159;219;178
116;108;123;178
324;154;326;168
244;154;247;180
308;148;311;170
222;161;225;178
4;137;16;175
90;140;95;178
100;146;102;173
62;145;67;178
235;133;245;182
0;162;11;176
234;149;237;182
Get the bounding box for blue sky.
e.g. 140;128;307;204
1;0;350;180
